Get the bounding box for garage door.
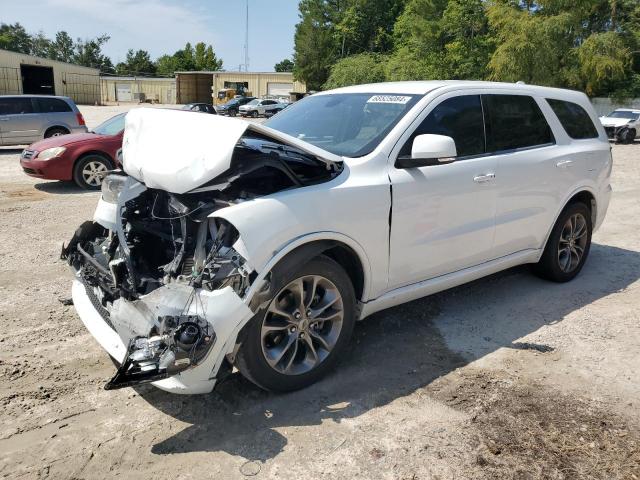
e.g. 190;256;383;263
116;83;132;102
267;82;293;97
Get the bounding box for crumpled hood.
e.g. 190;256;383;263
599;116;632;127
122;108;342;194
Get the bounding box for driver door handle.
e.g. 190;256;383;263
473;173;495;183
556;160;574;168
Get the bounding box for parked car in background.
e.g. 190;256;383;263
0;95;87;146
63;81;611;395
599;108;639;143
182;103;217;114
21;112;124;189
264;102;291;118
215;96;256;117
239;98;282;117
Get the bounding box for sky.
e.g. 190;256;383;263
1;0;300;72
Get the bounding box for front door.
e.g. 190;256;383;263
388;94;498;289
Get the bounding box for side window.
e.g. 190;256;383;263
399;95;485;158
0;97;35;115
547;99;598;139
483;95;553;152
36;98;72;113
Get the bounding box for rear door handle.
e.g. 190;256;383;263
473;173;495;183
556;160;574;168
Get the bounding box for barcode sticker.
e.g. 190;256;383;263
367;95;412;104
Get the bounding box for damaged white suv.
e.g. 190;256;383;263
63;81;612;394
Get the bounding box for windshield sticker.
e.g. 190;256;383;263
367;95;412;104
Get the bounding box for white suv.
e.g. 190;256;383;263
599;108;639;143
63;81;612;394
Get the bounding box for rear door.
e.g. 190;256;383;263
483;94;561;257
35;97;75;131
0;97;41;145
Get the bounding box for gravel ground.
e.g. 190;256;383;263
0;105;638;479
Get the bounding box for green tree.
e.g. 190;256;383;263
115;49;156;76
49;31;75;63
155;54;179;76
73;34;115;73
0;22;32;54
324;53;386;88
30;31;51;58
194;42;223;70
275;58;294;72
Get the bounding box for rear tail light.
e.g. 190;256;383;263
76;112;86;126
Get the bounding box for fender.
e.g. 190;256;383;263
538;184;598;260
231;230;373;307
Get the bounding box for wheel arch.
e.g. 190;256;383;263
541;187;597;255
243;233;372;311
44;125;70;137
73;150;115;170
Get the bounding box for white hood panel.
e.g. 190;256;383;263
122;108;342;194
599;116;631;127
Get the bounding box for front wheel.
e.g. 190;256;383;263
236;256;356;392
251;110;259;118
73;154;113;190
533;202;592;282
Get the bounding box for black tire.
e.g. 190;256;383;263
251;110;259;118
45;127;69;138
73;154;113;190
625;128;636;144
533;202;592;282
228;109;237;117
236;255;356;392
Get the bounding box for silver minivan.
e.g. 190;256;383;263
0;95;87;146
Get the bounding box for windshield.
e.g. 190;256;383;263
224;100;238;106
265;93;420;157
93;113;125;135
608;110;640;120
246;99;260;106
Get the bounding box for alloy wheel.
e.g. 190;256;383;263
81;161;108;187
557;213;588;273
261;275;344;375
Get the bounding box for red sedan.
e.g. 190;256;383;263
20;113;124;189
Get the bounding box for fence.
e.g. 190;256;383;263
591;97;640;116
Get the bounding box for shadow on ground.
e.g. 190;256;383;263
34;181;93;195
138;243;639;462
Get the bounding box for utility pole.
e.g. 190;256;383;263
243;0;249;72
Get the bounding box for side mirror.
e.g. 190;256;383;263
396;134;457;168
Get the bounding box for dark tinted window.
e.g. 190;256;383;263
36;97;72;113
0;97;34;115
483;95;553;151
400;95;485;158
547;99;598;139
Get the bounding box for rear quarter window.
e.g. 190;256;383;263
546;99;599;139
483;94;554;152
36;98;72;113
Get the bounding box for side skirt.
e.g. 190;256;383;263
359;249;541;320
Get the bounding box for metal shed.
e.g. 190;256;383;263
100;76;177;104
0;48;100;104
175;71;306;104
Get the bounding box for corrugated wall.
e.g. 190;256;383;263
177;73;214;104
0;49;100;104
100;78;177;104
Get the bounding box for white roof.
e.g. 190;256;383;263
319;80;588;100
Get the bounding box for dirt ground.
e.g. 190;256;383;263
0;105;639;480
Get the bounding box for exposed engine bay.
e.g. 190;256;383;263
62;133;343;390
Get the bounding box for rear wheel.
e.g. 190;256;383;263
73;154;113;190
45;127;69;138
236;256;356;392
533;202;592;282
